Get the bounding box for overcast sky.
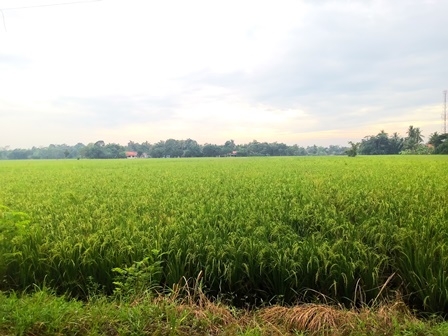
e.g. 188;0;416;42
1;0;447;148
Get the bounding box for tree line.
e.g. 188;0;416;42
0;139;348;160
1;125;446;160
358;126;448;155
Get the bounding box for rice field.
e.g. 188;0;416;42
0;156;447;314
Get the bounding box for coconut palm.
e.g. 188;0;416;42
404;126;424;152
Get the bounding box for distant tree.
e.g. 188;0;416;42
71;143;85;159
403;126;424;153
428;132;439;146
287;144;308;156
247;140;262;156
389;132;404;154
270;142;289;156
202;144;221;157
104;143;126;158
327;145;347;155
224;139;235;149
94;140;105;147
127;141;139;152
149;141;165;158
430;133;448;154
359;130;404;155
346;141;359;157
7;149;31;160
306;145;318;155
0;146;10;160
139;141;152;156
165;139;183;157
182;139;201;157
222;139;236;155
434;141;448;154
83;142;106;159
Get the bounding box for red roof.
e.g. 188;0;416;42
125;151;138;157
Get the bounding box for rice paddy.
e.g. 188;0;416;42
1;156;447;315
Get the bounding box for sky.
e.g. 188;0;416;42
1;0;447;149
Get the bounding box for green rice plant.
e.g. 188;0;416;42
395;227;448;314
0;156;447;314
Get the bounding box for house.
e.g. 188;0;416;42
125;151;138;158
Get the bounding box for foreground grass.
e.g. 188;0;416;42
1;289;447;336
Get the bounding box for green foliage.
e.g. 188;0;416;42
400;144;433;155
431;133;448;154
112;249;164;298
359;130;404;155
346;141;359;157
403;125;424;152
434;141;448;154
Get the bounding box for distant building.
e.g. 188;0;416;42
125;151;138;158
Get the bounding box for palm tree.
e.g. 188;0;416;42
428;132;440;147
390;132;403;154
405;126;424;152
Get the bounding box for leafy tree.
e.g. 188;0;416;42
104;143;126;158
287;144;308;156
306;145;318;155
327;145;347;155
149;141;165;158
222;139;236;155
83;142;105;159
7;149;31;160
346;141;359;157
139;141;152;156
165;139;183;157
428;132;440;146
434;141;448;154
202;144;221;157
127;141;139;152
224;140;235;149
182;139;201;157
389;132;404;154
0;146;9;160
430;133;448;154
359;130;404;155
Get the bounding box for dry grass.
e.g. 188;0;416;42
260;304;354;335
258;299;422;336
144;274;427;335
